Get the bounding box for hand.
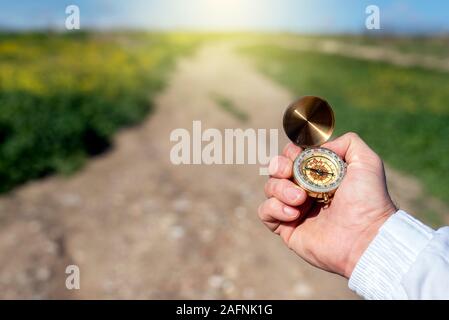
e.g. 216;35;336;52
258;132;397;278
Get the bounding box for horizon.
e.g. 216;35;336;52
1;0;449;35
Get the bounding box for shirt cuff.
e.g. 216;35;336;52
348;210;435;299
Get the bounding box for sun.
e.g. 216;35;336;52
192;0;263;30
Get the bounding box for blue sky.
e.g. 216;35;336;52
1;0;449;34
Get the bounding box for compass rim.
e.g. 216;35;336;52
293;147;345;194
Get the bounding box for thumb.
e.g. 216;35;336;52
321;132;380;165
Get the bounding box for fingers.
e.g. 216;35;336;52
268;156;293;178
267;143;302;178
264;178;307;206
262;143;308;236
282;142;303;162
258;197;300;230
258;197;313;237
321;132;381;165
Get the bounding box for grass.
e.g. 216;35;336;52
0;31;204;192
211;93;249;122
273;34;449;59
241;44;449;207
332;35;449;58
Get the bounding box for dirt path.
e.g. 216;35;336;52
0;41;447;299
276;38;449;72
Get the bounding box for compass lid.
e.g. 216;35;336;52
283;96;335;147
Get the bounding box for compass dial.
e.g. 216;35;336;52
293;148;346;194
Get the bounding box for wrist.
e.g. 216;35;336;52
343;205;397;278
348;210;435;299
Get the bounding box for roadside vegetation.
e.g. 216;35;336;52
0;32;203;192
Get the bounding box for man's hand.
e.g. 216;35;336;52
258;132;397;278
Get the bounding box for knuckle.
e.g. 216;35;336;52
280;158;291;176
359;150;382;167
277;179;289;196
345;132;359;140
267;197;281;211
282;143;292;156
274;179;284;197
270;156;283;174
277;156;287;172
264;178;275;196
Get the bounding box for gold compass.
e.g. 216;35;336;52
283;96;346;204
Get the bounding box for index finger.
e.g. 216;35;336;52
268;156;293;179
282;142;303;162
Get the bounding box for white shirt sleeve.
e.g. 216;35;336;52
348;210;449;299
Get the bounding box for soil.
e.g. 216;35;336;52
0;41;447;299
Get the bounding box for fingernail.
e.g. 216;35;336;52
283;206;298;217
284;187;303;202
268;157;279;175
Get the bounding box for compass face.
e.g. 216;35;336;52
293;147;346;194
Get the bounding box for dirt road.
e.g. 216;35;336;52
276;38;449;72
0;41;446;299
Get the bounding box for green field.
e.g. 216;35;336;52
241;44;449;206
329;35;449;58
0;32;203;192
284;34;449;58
